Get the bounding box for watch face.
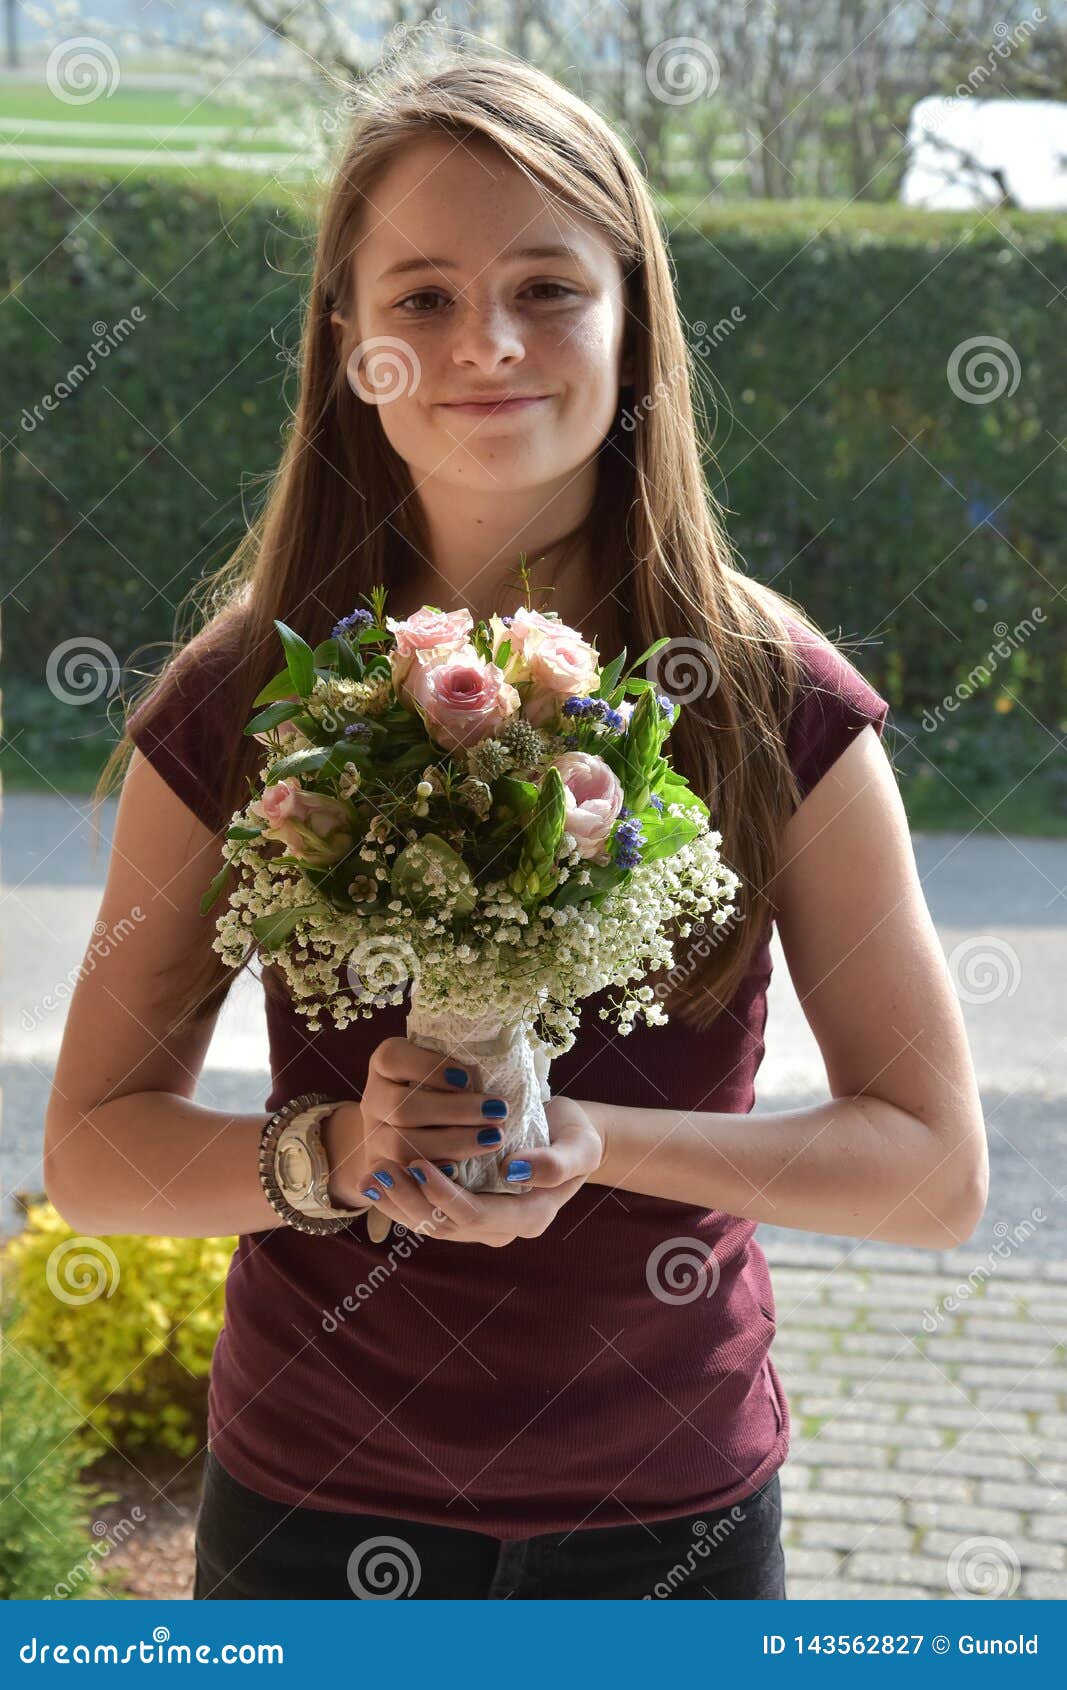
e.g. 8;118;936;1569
278;1142;312;1197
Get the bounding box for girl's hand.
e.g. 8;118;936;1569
322;1035;522;1215
357;1095;606;1247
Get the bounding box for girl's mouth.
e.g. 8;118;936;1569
438;396;551;416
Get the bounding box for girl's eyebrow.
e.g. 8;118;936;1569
376;242;586;282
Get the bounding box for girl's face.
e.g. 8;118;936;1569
338;132;634;496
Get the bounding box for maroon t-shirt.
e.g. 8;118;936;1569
127;610;890;1537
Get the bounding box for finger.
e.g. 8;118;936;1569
366;1208;392;1244
388;1121;511;1164
499;1125;594;1190
371;1038;484;1095
401;1159;486;1228
358;1159;429;1232
373;1077;512;1136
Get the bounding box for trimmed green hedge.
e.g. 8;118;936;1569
3;171;1064;790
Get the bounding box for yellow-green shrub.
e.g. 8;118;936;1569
4;1201;236;1458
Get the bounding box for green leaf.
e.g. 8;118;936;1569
336;637;364;681
657;773;708;820
625;636;671;676
551;862;627;908
389;742;437;775
495;638;512;669
244;699;300;736
312;638;340;666
199;863;232;915
319;740;371;781
274;619;316;698
492;775;538;826
391;833;476;916
250;905;320;948
635;811;701;863
264;745;332;782
226;823;265;840
595;648;627;699
252;667;301;707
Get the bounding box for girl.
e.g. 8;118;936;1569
46;56;987;1601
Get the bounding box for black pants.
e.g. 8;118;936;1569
193;1449;786;1599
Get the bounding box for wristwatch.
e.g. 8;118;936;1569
259;1091;368;1235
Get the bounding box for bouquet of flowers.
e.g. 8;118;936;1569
204;584;740;1198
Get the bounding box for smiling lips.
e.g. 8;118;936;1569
438;395;551;415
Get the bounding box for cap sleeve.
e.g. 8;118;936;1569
126;613;247;834
782;615;891;806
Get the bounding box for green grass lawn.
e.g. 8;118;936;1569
0;74;300;166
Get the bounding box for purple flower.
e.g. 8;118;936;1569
333;608;374;640
612;814;646;870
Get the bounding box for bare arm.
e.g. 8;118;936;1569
588;726;989;1248
44;749;301;1238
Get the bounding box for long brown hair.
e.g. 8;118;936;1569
96;52;821;1040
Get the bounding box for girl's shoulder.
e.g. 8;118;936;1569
777;609;892;806
126;603;252;833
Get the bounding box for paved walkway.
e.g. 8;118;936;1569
766;1242;1067;1599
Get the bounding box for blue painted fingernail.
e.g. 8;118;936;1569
373;1169;394;1188
444;1067;468;1087
482;1098;507;1119
477;1126;502;1146
439;1162;456;1176
362;1188;381;1201
506;1160;532;1182
407;1166;427;1184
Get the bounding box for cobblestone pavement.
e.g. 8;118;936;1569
766;1243;1067;1600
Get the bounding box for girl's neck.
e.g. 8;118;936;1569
390;557;626;656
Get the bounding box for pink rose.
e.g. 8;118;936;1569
249;777;354;867
386;606;474;694
405;642;520;751
502;605;571;654
523;626;601;729
551;751;624;862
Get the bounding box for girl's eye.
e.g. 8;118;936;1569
395;282;575;315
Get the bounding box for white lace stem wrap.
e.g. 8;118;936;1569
404;992;553;1195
